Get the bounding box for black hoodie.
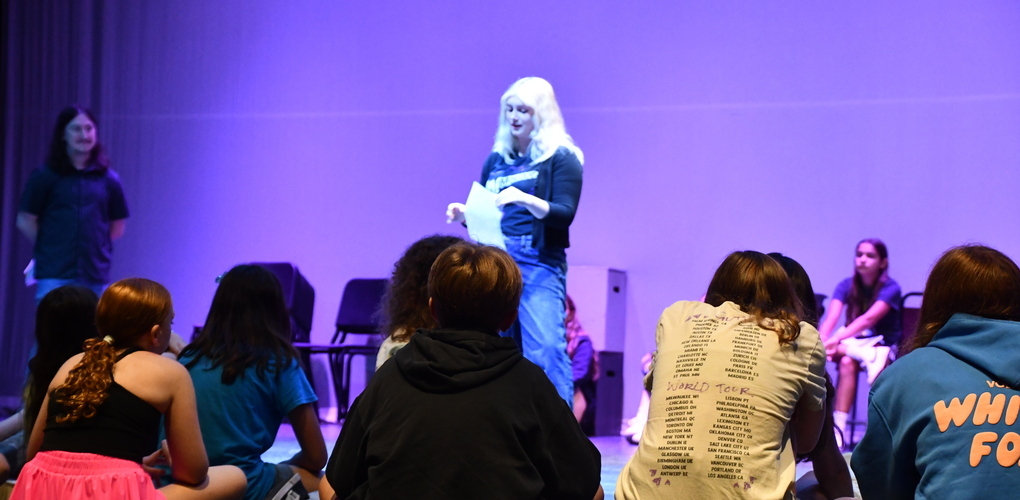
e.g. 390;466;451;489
325;328;602;499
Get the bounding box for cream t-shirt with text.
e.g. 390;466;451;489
617;300;827;499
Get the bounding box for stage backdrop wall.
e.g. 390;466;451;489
4;1;1019;418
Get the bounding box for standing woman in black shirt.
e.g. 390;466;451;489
446;77;583;405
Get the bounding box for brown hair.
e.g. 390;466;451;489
705;251;803;344
767;252;820;328
52;278;172;423
380;235;465;342
904;245;1020;355
428;242;523;334
846;238;890;324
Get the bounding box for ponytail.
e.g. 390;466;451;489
52;336;117;423
50;278;173;424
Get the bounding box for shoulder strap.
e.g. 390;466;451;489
116;346;146;361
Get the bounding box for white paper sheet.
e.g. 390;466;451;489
464;181;505;250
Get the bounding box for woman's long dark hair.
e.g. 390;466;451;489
903;245;1020;355
181;264;298;385
846;238;889;324
47;105;108;175
24;286;99;435
380;235;464;342
705;251;803;344
53;278;171;423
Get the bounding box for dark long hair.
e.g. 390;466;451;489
24;286;99;436
768;252;820;328
846;238;889;324
904;245;1020;355
380;235;464;342
181;264;298;385
705;251;803;344
47;105;108;175
53;278;172;423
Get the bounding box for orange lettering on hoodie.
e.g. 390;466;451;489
973;393;1007;425
935;394;977;432
971;432;997;467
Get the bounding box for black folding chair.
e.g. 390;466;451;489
294;278;387;420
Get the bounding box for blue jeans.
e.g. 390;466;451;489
35;279;107;304
503;235;573;406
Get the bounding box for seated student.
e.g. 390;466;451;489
767;253;853;500
0;286;100;484
178;265;326;500
852;245;1020;499
12;278;246;500
566;295;598;434
322;242;604;500
616;251;827;500
818;239;901;445
375;234;464;369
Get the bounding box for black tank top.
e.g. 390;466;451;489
40;347;162;463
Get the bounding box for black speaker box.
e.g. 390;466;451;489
593;351;624;436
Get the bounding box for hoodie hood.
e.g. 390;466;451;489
395;328;523;393
928;313;1020;387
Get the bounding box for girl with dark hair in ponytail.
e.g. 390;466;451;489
12;278;246;500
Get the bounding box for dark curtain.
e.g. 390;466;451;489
0;1;100;411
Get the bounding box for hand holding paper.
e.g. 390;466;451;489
462;182;505;249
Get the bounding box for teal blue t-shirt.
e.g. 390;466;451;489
180;354;317;500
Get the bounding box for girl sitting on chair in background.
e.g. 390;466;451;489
818;238;901;446
13;278;246;500
179;265;326;500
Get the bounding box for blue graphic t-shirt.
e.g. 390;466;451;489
485;155;538;236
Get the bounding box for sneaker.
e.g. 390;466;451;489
866;346;891;385
623;422;644;445
842;336;882;363
266;464;309;500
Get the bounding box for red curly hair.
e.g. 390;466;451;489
51;278;172;423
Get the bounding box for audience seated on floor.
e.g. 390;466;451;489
852;245;1020;498
321;242;604;500
176;265;326;500
11;278;246;500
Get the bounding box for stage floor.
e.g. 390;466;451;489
264;422;861;499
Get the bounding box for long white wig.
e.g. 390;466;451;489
491;77;584;165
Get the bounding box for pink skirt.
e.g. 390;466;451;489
11;451;165;500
